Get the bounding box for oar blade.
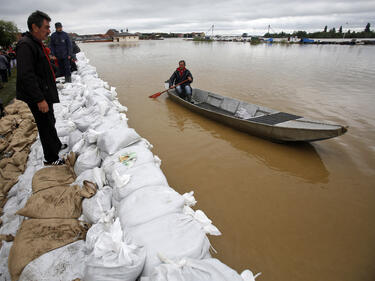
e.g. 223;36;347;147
149;92;162;98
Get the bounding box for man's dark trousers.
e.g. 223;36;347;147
58;57;71;79
28;103;62;162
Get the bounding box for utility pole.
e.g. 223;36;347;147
343;22;348;39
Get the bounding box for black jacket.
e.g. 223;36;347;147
169;68;193;87
16;32;59;105
50;31;72;59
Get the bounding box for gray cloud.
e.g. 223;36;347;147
1;0;374;35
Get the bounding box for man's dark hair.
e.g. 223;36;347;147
27;10;51;31
179;60;186;65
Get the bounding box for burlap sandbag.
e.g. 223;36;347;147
17;181;97;219
8;218;90;281
0;115;18;135
6;119;37;153
32;152;77;192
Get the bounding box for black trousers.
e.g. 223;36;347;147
28;102;62;162
57;57;71;78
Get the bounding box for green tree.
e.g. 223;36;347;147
339;26;342;33
365;23;370;33
324;25;327;32
0;20;18;48
242;33;248;37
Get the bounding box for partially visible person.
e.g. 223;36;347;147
70;40;80;72
16;10;65;165
50;22;72;83
3;52;11;77
0;98;4;118
7;47;17;68
0;51;9;83
168;60;193;102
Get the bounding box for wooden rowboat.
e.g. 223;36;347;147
167;89;348;142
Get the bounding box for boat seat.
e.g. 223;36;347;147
220;98;240;114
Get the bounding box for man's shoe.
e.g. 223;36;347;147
44;158;65;166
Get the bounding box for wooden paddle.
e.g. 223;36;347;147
149;79;190;98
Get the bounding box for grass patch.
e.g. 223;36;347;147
0;68;17;106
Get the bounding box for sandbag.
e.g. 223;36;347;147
118;186;185;228
112;163;169;202
19;241;86;281
32;152;77;192
56;120;76;137
82;186;112;224
126;213;212;276
74;146;101;175
69;129;84;148
74;167;106;189
84;218;146;281
8;218;90;281
0;241;12;280
102;144;155;186
97;126;140;155
17;181;96;219
143;256;261;281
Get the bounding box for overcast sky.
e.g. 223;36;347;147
1;0;374;35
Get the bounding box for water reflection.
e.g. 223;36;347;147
108;42;140;49
164;97;329;184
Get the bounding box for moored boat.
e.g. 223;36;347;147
167;89;347;142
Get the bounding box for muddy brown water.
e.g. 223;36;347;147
80;40;375;281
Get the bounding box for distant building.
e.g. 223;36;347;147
113;32;139;42
106;29;119;38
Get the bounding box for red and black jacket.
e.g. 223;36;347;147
169;67;193;88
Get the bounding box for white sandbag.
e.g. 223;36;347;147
102;144;155;186
74;167;106;189
126;213;212;276
0;241;12;280
83;129;101;144
86;93;112;116
55;120;76;137
74;146;102;176
71;106;101;132
112;163;168;201
19;241;86;281
82;186;112;224
183;206;221;236
118;186;185;228
69;97;86;113
94;111;128;133
69;129;83;148
144;256;261;281
97;126;140;155
0;213;23;236
84;218;146;281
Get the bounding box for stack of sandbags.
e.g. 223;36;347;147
0;100;37;210
8;153;96;281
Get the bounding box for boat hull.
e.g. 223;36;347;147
167;90;347;142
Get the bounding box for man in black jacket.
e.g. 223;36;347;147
168;60;193;102
16;10;65;165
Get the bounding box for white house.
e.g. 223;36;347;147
113;32;139;42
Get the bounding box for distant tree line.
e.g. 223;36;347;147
264;23;375;38
0;20;19;48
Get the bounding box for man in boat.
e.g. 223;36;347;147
168;60;193;102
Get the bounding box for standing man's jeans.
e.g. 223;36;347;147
57;57;71;82
28;103;62;162
176;85;192;101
